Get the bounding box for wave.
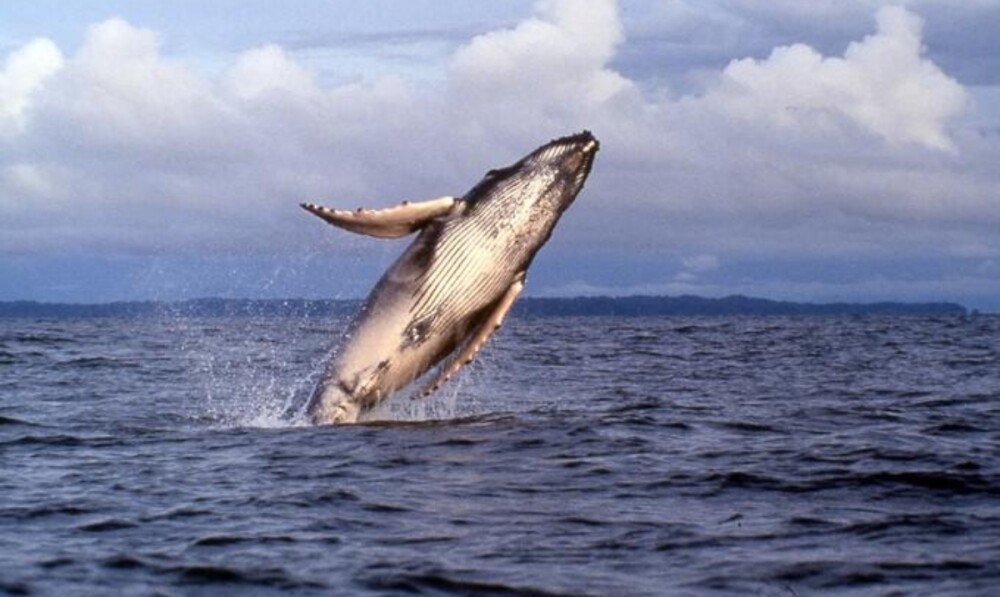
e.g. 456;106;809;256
55;356;141;369
706;469;999;495
94;556;329;591
0;414;38;426
362;571;575;597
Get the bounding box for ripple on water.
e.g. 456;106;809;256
1;314;998;595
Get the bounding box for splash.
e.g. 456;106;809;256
168;304;500;429
185;331;473;429
363;373;485;424
166;312;319;430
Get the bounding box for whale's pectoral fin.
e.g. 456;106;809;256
301;196;461;239
416;273;525;399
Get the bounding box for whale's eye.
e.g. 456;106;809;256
484;165;517;181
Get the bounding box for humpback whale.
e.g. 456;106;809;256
302;131;599;424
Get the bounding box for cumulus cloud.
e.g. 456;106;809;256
450;0;630;105
222;44;322;102
0;0;998;307
712;6;967;150
0;38;63;134
682;254;721;273
2;163;60;201
41;19;231;152
440;0;639;150
674;254;721;282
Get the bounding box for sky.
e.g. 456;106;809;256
1;0;999;310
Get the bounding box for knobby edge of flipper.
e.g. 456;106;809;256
416;272;526;399
301;196;461;239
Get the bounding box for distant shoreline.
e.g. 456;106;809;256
0;295;969;318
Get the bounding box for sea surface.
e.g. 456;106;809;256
1;313;998;595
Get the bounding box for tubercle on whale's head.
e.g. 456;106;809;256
545;130;600;154
527;130;599;213
527;131;599;173
463;131;599;215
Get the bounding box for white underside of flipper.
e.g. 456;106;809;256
301;196;461;238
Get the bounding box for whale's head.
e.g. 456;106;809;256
520;130;599;213
464;131;599;223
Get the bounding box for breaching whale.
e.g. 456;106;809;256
302;131;599;424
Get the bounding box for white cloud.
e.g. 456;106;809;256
711;6;967;150
448;0;635;135
0;38;63;134
683;254;720;272
0;1;998;307
44;18;229;148
2;163;62;201
674;254;722;282
223;44;321;102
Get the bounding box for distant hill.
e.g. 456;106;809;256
517;295;968;316
0;295;967;318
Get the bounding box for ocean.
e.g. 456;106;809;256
1;313;998;595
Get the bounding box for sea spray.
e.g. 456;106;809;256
161;300;506;427
170;313;328;429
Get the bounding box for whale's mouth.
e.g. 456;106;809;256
531;131;598;159
561;134;599;193
548;130;598;150
531;131;599;181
